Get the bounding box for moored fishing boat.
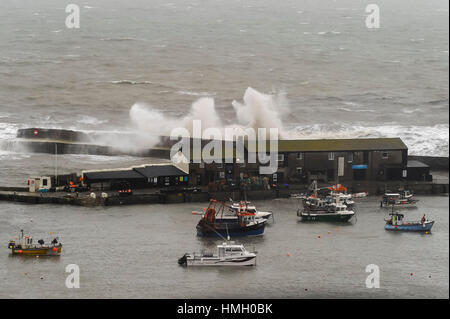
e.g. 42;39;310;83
8;230;62;256
178;242;257;266
384;211;434;232
298;203;355;222
196;200;266;237
381;190;418;208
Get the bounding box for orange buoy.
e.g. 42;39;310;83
52;247;57;252
317;235;321;238
410;273;414;276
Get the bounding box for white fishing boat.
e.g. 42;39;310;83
381;190;418;208
298;203;355;222
178;242;257;266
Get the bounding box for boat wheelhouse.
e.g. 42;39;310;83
228;201;273;222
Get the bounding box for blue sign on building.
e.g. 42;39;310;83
352;164;368;170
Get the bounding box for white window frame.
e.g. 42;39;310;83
382;152;389;159
296;167;303;174
328;152;335;160
296;152;303;160
277;154;285;162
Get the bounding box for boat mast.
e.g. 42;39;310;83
55;143;58;187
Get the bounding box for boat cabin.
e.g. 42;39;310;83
218;243;247;258
330;204;348;213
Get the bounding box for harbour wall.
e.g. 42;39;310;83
0;180;447;207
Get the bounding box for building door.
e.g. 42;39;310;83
353;169;367;181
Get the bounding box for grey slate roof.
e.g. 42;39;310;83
133;165;187;178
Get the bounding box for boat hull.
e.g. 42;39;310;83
186;256;256;266
381;201;418;208
299;211;354;222
385;221;434;232
11;245;62;256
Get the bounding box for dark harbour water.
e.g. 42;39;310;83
0;195;448;299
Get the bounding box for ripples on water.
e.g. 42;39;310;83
0;196;448;298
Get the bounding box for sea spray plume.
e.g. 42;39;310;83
127;98;223;149
129;102;179;136
124;87;288;150
183;97;223;135
126;102;178;149
231;87;287;138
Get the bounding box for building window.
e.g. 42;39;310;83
348;153;353;163
296;152;303;160
382;152;389;159
216;162;223;169
219;171;225;179
277;154;285;162
328;152;335;160
199;162;205;169
296;167;303;174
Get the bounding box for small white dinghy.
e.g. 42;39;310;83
178;242;257;267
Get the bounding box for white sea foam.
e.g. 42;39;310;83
176;91;216;97
286;123;449;157
108;80;153;85
0;122;18;139
77;115;109;125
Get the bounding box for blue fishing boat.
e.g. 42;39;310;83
384;212;434;232
196;200;265;237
